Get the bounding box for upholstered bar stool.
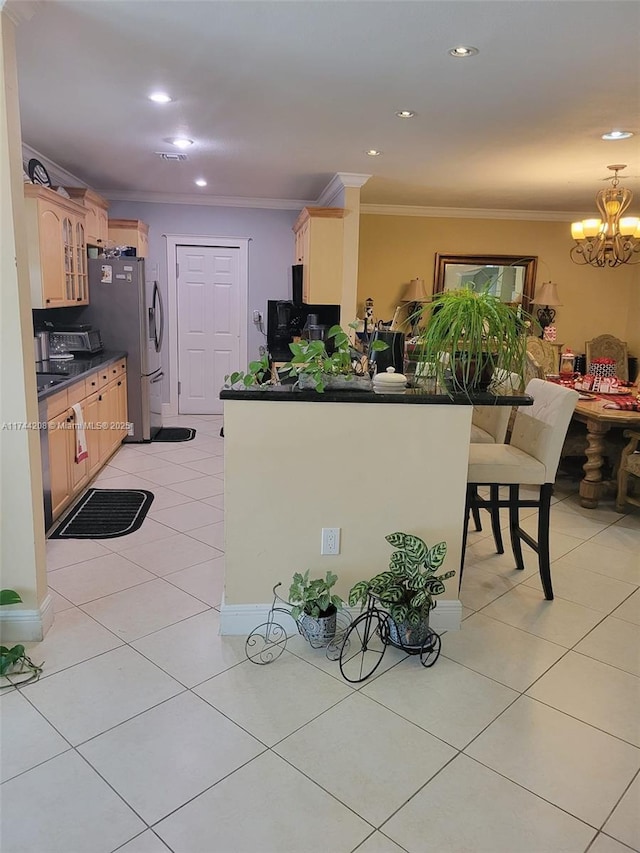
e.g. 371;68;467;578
462;379;579;600
469;372;521;536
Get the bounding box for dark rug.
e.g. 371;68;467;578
153;427;196;442
50;489;155;539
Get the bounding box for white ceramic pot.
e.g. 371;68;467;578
372;366;407;394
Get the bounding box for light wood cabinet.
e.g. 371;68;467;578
108;218;149;258
24;184;88;308
292;207;345;304
46;360;128;524
64;187;109;248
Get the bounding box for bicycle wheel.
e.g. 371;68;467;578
419;629;442;668
339;609;388;684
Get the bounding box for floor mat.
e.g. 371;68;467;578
152;427;196;442
50;489;155;539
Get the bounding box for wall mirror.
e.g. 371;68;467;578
434;254;538;310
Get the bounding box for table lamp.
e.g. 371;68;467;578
533;281;562;338
402;277;429;337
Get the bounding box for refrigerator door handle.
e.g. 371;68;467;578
152;282;165;354
150;370;164;384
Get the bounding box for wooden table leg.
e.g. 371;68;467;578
579;419;610;508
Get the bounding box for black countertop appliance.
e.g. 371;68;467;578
267;300;340;361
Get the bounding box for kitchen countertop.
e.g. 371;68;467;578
36;351;127;400
220;385;532;405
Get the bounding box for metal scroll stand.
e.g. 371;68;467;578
337;593;441;684
245;586;442;684
245;583;352;665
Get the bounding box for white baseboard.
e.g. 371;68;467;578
219;599;462;636
0;593;54;642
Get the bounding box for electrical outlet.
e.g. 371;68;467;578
252;309;262;324
321;527;340;555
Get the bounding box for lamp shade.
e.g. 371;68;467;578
402;277;429;302
533;281;562;306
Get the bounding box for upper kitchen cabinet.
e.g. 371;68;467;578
108;218;149;258
24;184;88;308
292;207;345;304
64;187;110;248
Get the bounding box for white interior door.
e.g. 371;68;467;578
177;245;241;414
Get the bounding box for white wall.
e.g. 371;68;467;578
107;201;298;399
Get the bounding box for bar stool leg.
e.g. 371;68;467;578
460;486;473;586
538;483;554;600
508;484;525;571
489;484;504;554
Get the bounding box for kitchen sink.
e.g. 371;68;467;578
36;376;68;392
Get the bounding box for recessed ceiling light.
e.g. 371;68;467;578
195;179;207;187
601;130;634;140
149;91;172;103
396;110;415;118
448;45;479;58
366;149;382;156
165;137;194;149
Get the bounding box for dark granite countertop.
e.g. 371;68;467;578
36;351;127;400
220;385;532;406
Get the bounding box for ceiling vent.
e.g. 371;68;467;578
154;151;187;161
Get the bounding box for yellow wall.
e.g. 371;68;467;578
358;214;639;363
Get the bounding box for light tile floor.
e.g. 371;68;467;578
1;412;639;853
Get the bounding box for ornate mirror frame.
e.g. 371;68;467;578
433;254;538;312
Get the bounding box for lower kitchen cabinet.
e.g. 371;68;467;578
46;360;128;525
47;409;77;521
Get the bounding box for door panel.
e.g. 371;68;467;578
177;246;241;414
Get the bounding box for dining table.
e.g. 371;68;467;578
570;386;640;508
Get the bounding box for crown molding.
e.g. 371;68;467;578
360;203;585;222
100;190;313;210
316;172;371;207
21;143;88;189
17;147;587;220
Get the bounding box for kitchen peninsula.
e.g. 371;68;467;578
219;386;530;635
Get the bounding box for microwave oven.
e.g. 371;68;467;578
49;330;104;355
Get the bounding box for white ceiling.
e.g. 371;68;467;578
10;0;640;215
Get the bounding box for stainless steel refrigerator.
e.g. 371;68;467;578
83;258;164;441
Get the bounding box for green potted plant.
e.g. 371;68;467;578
288;570;344;646
282;322;388;392
348;532;455;649
1;590;43;687
224;352;271;389
415;287;531;395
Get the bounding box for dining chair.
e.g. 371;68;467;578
585;334;629;381
524;350;545;385
616;429;640;512
526;335;559;377
461;379;579;600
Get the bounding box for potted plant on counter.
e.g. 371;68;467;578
224;323;388;393
281;322;388;392
224;353;271;389
289;570;344;646
416;287;531;396
348;532;455;649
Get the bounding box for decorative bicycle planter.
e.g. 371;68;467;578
245;583;351;665
338;592;441;684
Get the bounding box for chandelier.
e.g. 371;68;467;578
570;165;640;267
